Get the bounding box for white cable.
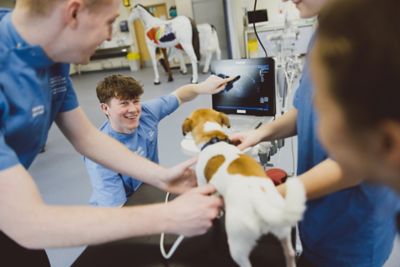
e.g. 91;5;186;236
159;192;185;259
290;137;296;177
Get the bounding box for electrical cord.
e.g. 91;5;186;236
253;0;268;57
159;192;185;259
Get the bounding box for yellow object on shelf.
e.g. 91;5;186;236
247;39;259;58
126;52;140;61
247;39;258;52
126;52;140;72
123;0;131;8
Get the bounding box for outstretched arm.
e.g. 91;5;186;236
172;75;237;104
277;159;362;199
0;165;222;249
56;107;195;194
230;108;298;150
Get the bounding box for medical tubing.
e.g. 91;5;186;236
159;192;185;259
253;0;268;57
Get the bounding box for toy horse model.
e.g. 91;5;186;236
129;4;200;85
197;23;221;73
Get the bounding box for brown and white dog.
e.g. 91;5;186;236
182;108;306;267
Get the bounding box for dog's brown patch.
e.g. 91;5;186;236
182;109;231;145
204;155;226;182
227;154;267;177
182;118;193;136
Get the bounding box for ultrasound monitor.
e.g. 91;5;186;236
211;58;276;117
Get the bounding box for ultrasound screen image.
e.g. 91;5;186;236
211;58;275;116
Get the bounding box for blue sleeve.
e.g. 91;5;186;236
0;90;19;170
142;94;179;122
0;8;11;21
294;34;315;109
59;65;79;113
84;157;127;206
293;60;311;110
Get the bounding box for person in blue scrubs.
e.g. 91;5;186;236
230;0;398;266
85;74;231;207
0;1;224;266
312;0;400;231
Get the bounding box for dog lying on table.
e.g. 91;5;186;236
182;108;306;267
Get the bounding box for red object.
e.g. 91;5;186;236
265;168;288;185
175;43;183;50
146;27;159;44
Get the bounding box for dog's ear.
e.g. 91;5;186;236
220;113;230;128
182;118;193;135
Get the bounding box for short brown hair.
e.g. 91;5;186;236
317;0;400;132
18;0;110;16
96;74;144;104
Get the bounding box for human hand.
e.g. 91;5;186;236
165;185;223;237
197;75;239;95
229;129;262;150
162;157;198;194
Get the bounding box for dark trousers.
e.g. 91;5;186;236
0;231;50;267
297;254;316;267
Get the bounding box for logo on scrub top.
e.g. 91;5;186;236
32;105;45;118
50;76;67;95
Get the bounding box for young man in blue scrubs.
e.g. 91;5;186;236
231;0;398;266
0;0;224;265
85;74;231;207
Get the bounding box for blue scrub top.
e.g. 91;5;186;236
294;40;398;266
84;94;179;207
0;10;79;170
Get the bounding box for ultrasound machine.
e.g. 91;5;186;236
181;57;277;157
211;57;275;130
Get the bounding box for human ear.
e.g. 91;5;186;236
100;103;109;116
64;0;84;29
377;121;400;169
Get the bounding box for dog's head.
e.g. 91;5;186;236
182;108;230;146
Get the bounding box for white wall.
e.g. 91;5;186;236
226;0;300;58
175;0;194;18
242;0;300;22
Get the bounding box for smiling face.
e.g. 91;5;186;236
102;97;142;134
96;74;144;134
